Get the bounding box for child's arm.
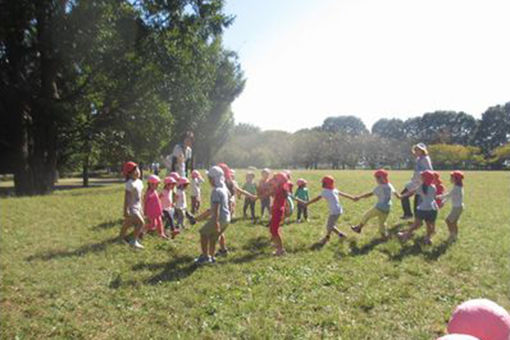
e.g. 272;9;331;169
123;191;129;217
338;191;356;201
292;196;307;205
213;203;221;233
355;191;373;201
196;209;211;222
393;191;402;199
306;195;322;206
235;184;257;200
399;189;416;199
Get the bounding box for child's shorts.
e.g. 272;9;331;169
446;207;463;223
199;220;229;239
416;209;438;222
326;214;341;231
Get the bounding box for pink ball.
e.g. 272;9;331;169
437;334;480;340
447;299;510;340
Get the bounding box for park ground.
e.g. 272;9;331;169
1;170;509;339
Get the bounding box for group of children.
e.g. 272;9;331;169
120;162;204;249
120;161;465;262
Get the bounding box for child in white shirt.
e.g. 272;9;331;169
438;170;465;242
306;175;356;246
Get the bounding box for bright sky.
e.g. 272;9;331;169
223;0;510;132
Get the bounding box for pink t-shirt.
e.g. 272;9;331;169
144;188;163;219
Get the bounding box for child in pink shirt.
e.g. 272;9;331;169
144;175;168;239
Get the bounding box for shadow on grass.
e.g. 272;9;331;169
26;237;119;262
347;224;404;256
91;218;123;231
379;236;452;262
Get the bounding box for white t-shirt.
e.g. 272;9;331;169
191;177;204;197
439;185;464;208
320;188;343;215
373;183;396;212
125;179;143;213
416;185;438;211
171;144;192;177
160;188;173;210
175;188;187;209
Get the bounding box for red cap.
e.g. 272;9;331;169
421;170;435;186
217;163;232;181
321;176;335;189
374;169;389;183
123;161;138;176
451;170;464;181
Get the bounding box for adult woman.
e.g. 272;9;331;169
400;143;433;219
165;131;194;178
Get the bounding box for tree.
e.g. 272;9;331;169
371;118;405;140
428;144;484;169
322;116;368;136
473;103;510;164
490;143;510;167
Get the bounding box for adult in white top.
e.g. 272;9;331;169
164;131;194;178
400;143;433;219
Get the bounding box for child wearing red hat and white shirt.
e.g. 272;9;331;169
175;177;196;229
119;161;145;249
160;176;179;238
190;170;205;214
144;175;168;239
398;170;439;245
306;176;356;246
438;170;465;242
351;169;400;239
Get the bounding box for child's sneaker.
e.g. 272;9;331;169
351;225;362;233
338;232;347;239
397;231;411;242
272;249;286;256
121;236;130;245
194;254;210;265
131;239;144;249
423;237;432;245
209;256;217;264
215;248;229;257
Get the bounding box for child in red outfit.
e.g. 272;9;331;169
269;172;306;256
433;172;445;208
144;175;168;239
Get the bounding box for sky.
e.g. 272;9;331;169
222;0;510;132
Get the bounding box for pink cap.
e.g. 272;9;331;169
147;174;161;184
178;177;190;186
296;178;307;186
164;176;177;185
191;170;202;179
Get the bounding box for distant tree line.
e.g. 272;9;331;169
214;104;510;170
1;0;245;195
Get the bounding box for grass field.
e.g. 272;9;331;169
1;170;509;339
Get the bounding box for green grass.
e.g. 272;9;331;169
1;170;509;339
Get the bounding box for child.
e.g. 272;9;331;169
242;171;257;222
119;161;145;249
175;177;196;229
397;170;438;245
268;172;293;256
160;176;179;238
194;166;231;264
306;176;356;245
433;171;445;208
294;178;309;222
351;169;399;239
438;170;464;242
257;168;272;221
190;170;205;214
144;175;168;239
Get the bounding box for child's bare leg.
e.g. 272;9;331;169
424;221;435;244
446;219;458;238
132;214;145;239
120;217;132;238
272;235;284;253
200;235;209;256
218;233;227;251
208;238;217;257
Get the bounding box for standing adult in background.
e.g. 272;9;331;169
400;143;433;219
164;131;194;178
